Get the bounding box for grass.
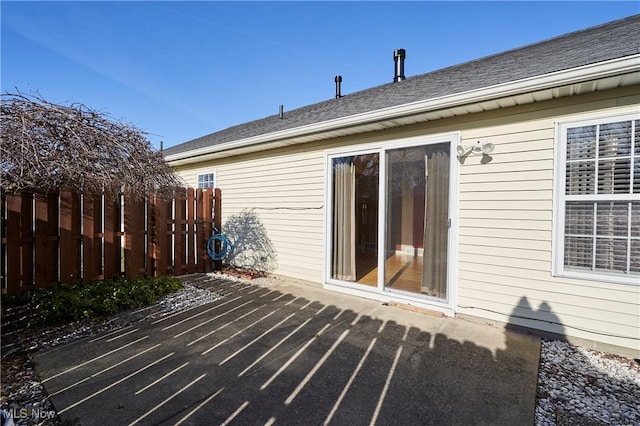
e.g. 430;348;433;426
3;276;183;328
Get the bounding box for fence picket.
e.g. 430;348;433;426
153;195;172;276
4;195;21;291
20;193;34;291
47;192;60;286
200;189;213;273
186;188;196;274
174;189;186;276
92;194;104;280
213;188;223;271
34;193;50;288
60;188;81;284
195;189;203;273
103;194;118;280
124;196;145;279
82;193;95;282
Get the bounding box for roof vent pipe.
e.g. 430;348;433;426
335;75;343;99
279;104;284;119
393;48;406;82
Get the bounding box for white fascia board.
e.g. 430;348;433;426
165;55;640;165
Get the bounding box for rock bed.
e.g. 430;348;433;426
535;340;639;425
1;274;638;425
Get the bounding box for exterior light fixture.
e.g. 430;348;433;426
456;140;495;156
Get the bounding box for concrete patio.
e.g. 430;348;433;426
35;275;540;425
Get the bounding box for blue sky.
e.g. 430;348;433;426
2;1;639;150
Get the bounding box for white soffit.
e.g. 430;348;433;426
166;55;640;166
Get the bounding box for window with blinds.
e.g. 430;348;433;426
555;115;639;284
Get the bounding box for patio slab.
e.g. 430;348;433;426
35;275;540;425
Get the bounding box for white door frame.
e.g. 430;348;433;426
323;133;460;316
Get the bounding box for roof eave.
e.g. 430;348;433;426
166;54;640;166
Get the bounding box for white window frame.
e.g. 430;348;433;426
553;112;639;285
197;172;216;189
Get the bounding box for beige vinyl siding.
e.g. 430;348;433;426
456;91;640;352
174;148;327;283
171;85;640;353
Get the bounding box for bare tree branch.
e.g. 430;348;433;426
1;90;183;198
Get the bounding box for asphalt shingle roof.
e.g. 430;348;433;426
164;14;640;156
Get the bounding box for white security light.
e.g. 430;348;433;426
477;140;495;154
457;140;495;156
456;144;468;156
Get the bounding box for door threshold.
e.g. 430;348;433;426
324;281;454;317
382;301;445;317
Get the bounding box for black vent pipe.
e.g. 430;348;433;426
335;75;343;99
393;48;406;82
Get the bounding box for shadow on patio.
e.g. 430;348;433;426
35;275;539;425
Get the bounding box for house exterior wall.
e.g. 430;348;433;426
173;147;327;282
171;86;640;354
455;88;639;355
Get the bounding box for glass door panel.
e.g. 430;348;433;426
330;153;379;285
384;144;450;300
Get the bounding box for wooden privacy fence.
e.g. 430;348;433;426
0;187;221;295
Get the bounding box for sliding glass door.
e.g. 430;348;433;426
330;153;379;284
328;138;453;304
384;143;450;300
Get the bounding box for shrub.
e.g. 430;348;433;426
4;276;182;327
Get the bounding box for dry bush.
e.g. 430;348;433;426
1;91;182;198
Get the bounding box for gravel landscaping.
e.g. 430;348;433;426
536;340;639;426
1;273;638;425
